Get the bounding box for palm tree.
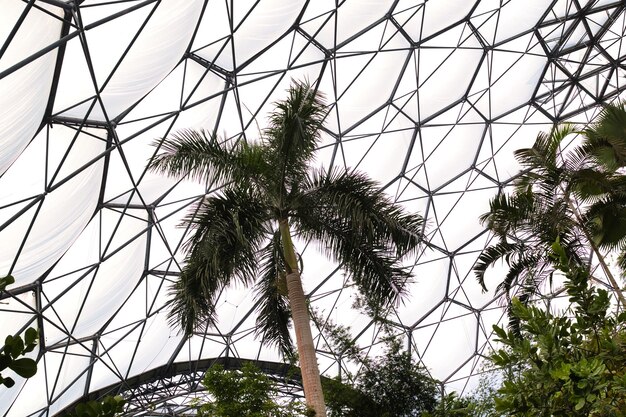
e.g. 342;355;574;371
148;80;424;416
475;106;626;323
579;102;626;272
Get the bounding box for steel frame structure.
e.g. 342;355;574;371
1;0;625;415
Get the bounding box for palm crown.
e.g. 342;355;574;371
148;80;424;416
474;103;626;322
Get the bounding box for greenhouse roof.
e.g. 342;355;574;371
1;0;625;415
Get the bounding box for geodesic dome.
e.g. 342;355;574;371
1;0;625;415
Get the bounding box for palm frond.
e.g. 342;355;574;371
514;124;576;171
166;249;223;336
183;187;271;283
480;192;532;237
506;292;530;338
294;208;411;308
168;186;270;335
495;253;543;296
514;125;576;196
148;129;270;187
264;80;327;186
253;231;294;357
568;168;615;202
582;102;626;171
585;195;626;251
473;239;523;291
299;169;423;258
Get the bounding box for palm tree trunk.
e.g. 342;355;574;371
564;194;626;309
279;219;327;417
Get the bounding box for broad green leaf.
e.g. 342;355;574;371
9;358;37;378
9;336;24;359
0;353;10;370
24;328;37;346
0;275;15;291
492;325;508;341
2;376;15;388
575;397;585;411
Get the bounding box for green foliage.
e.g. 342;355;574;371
487;240;626;416
423;392;474;417
475;106;626;335
322;377;379;417
0;274;15;292
472;105;626;413
61;395;126;417
0;275;38;390
313;311;439;417
356;339;438;417
196;362;312;417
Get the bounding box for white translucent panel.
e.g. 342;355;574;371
228;332;266;361
191;0;230;53
0;292;36;337
414;46;484;119
48;126;108;186
0;384;20;417
197;1;305;69
484;107;552;178
41;211;147;341
0;128;104;285
326;50;408;130
471;39;547;118
41;272;98;346
42;216;99;285
444;357;482;392
432;176;496;250
396;251;448;326
419;122;485;190
79;3;154;89
585;10;612;37
223;75;287;136
0;1;62;70
307;0;395;48
474;0;549;45
58;0;204;120
419;0;475;40
298;238;347;293
95;326;144;385
418;303;477;380
212;285;257;333
175;336;227;364
148;199;198;271
593;0;621;7
0;127;45;227
44;346;92;415
247;31;327;78
115;61;186;123
562;21;589;49
125;316;179;377
362;132;413;184
237;68;326;140
101;148;145;204
88;356;123;393
0;3;62;176
449;251;496;308
75;235;146;338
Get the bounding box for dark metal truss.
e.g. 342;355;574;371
58;358;307;416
